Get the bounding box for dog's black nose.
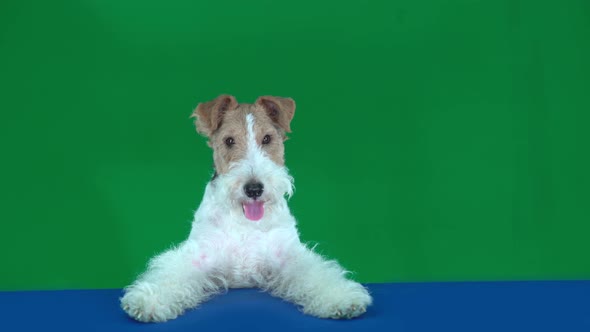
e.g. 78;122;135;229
244;182;264;198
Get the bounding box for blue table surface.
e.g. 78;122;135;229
1;281;589;331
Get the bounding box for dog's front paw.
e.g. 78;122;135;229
120;282;183;323
304;281;372;319
329;303;368;319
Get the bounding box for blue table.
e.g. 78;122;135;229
1;281;589;331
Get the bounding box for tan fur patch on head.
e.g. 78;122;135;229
192;95;239;137
193;96;296;175
208;107;249;174
255;96;296;133
252;105;289;166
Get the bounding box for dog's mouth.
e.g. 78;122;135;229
242;200;265;221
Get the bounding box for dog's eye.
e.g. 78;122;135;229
262;135;271;145
225;137;235;147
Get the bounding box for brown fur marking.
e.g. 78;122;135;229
192;94;239;137
192;96;296;175
255;96;296;133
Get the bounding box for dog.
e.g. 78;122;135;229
120;95;372;322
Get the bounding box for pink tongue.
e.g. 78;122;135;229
243;201;264;221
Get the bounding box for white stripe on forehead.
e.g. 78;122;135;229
245;113;258;152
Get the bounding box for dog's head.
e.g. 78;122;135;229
192;95;295;222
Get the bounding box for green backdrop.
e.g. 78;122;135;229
1;0;588;291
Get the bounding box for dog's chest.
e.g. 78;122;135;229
218;231;270;261
198;227;293;287
193;225;297;282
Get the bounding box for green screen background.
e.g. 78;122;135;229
1;1;588;291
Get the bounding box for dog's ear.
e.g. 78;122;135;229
255;96;296;133
191;95;238;137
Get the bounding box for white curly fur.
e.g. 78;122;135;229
121;113;372;322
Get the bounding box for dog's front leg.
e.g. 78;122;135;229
120;240;221;322
267;245;372;319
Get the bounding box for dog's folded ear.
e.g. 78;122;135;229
192;95;239;137
255;96;296;133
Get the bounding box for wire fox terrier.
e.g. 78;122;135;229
121;95;372;322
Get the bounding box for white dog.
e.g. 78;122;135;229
120;95;372;322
